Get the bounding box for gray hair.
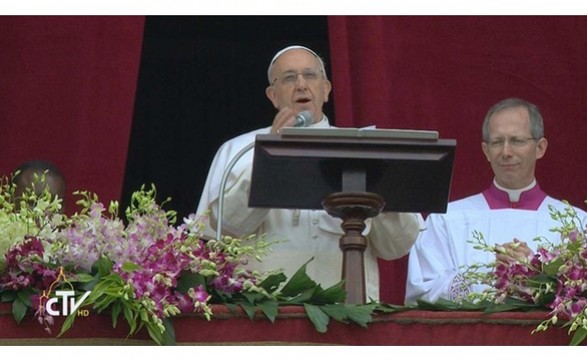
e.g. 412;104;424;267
482;98;544;141
267;45;328;84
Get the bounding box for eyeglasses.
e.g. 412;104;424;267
485;137;537;149
271;69;323;86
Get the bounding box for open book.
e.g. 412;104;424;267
280;126;439;141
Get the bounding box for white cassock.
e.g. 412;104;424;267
405;183;587;305
197;115;423;301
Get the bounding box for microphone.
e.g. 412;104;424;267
294;110;313;127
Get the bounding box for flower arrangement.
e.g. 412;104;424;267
462;202;587;345
0;172;377;345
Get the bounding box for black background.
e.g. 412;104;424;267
121;16;333;220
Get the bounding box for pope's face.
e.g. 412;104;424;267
265;49;332;123
481;106;548;189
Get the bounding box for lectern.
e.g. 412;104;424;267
249;127;456;304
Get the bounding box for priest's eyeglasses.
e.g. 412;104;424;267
271;69;323;86
485;137;537;149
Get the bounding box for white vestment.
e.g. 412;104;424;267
405;186;587;305
197;116;423;301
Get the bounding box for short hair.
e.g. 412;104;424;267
267;45;328;84
482;98;545;141
13;160;65;189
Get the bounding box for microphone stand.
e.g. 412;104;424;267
214;112;312;239
216;141;256;239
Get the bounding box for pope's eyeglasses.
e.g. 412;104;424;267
271;69;323;86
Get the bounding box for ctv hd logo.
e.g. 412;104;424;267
39;267;92;317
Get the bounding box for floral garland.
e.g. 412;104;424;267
9;171;586;345
461;202;587;345
0;172;377;345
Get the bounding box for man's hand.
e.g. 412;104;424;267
495;238;533;265
271;107;296;134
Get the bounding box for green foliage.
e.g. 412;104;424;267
206;258;379;334
0;177;386;345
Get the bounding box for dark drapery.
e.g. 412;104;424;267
329;16;587;304
121;16;331;218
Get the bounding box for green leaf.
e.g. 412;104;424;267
537;292;555;307
257;272;287;293
317;303;348;322
303;303;329;333
223;302;239;315
120;261;141;272
237;300;258;319
11;297;28;324
111;302;121;328
416;298;467;311
284;287;316;304
257;300;279;322
280;258;319;298
160;318;176;345
415;297;542;314
58;311;78;338
319;303;375;327
528;273;557;286
124;303;140;335
78;277;100;292
210;289;232;304
176;271;205;293
542;258;565;277
570;326;587;346
501;297;544;309
310;281;347;304
241;291;265;305
95;257;113;277
145;322;164;346
0;290;17;302
375;303;411;313
16;289;33;307
93;295;118;312
73;273;96;283
342;304;376;327
139;308;149;322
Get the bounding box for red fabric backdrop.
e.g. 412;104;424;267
328;16;587;304
3;15;587;307
0;16;145;213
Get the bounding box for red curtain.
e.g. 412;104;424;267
0;16;145;212
4;15;587;306
328;16;587;304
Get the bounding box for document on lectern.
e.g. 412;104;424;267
280;126;439;141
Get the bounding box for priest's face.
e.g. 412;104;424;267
265;49;332;124
481;106;548;189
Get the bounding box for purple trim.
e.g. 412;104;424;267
482;183;547;210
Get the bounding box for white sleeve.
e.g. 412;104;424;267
214;166;270;237
196;128;267;239
367;212;423;260
404;213;462;305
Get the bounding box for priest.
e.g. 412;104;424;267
405;97;587;305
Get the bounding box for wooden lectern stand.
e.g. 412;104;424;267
249;128;456;304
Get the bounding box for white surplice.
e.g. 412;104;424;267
405;184;587;305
